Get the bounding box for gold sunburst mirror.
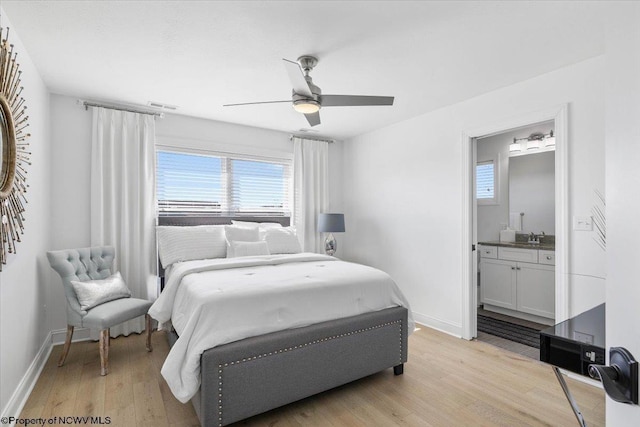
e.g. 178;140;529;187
0;27;30;271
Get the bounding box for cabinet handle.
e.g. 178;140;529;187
516;267;521;270
546;256;552;260
511;267;516;270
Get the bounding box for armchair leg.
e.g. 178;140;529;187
58;325;74;367
99;329;110;376
145;314;153;352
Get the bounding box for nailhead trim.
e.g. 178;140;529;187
216;319;403;426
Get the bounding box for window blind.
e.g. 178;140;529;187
157;149;292;216
476;161;495;200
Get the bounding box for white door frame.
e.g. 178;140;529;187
461;104;569;340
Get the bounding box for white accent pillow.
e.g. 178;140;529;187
71;272;131;311
225;225;260;257
228;241;270;258
264;227;302;254
231;220;284;239
157;225;227;268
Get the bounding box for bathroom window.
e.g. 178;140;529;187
476;160;497;204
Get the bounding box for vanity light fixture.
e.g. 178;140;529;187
527;139;541;150
509;138;522;152
510;130;555;155
544;130;556;147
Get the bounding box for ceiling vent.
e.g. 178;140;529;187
147;101;178;110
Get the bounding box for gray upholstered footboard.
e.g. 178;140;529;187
189;306;408;426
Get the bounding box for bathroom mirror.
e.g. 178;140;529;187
508;151;555;234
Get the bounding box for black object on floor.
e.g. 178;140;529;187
477;315;541;349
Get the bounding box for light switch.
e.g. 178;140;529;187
573;216;593;231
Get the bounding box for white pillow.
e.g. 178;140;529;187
231;220;284;239
264;227;302;254
225;225;260;257
157;225;227;268
71;272;131;311
228;241;270;258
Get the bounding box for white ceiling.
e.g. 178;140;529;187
3;1;606;140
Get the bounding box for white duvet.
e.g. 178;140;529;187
148;253;414;403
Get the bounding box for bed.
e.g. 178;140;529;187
149;216;413;426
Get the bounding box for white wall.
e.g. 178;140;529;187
0;10;51;417
605;3;640;425
156;114;294;154
476;122;554;242
342;56;606;334
47;95;344;333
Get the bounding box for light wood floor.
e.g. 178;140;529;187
20;326;604;426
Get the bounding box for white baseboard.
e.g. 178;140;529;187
1;327;93;424
413;311;462;337
50;327;92;345
0;332;52;425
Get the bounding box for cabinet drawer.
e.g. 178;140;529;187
539;250;555;265
498;247;538;263
479;245;497;259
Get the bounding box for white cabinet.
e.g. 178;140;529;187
479;245;555;320
498;247;538;263
481;258;517;309
516;262;555;318
479;245;497;259
539;250;555;266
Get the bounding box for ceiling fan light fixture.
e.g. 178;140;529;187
293;99;320;114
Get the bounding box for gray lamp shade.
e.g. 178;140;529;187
318;213;345;233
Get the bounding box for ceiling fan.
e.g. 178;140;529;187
223;55;394;127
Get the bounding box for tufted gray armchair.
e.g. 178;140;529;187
47;246;153;375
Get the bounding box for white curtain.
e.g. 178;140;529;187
91;107;157;337
293;137;329;253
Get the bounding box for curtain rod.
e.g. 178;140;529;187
289;134;335;143
79;99;164;118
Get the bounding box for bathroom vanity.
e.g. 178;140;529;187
479;241;555;324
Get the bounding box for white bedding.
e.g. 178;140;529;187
148;253;414;403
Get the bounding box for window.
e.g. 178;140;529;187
476;160;496;202
157;149;292;216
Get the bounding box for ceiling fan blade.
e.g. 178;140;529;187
223;100;292;107
283;58;313;97
321;95;394;107
305;111;321;127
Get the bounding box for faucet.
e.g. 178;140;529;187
527;232;545;244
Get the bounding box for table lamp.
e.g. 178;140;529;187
318;213;345;256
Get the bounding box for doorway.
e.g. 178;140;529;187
461;105;569;342
475;122;556;357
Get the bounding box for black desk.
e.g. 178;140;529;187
540;303;606;375
539;304;605;427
